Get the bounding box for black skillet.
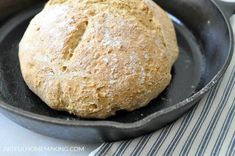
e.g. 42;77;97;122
0;0;234;143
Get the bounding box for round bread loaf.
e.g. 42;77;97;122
19;0;179;119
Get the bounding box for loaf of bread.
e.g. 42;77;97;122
19;0;179;119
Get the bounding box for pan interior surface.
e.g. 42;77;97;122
0;0;231;124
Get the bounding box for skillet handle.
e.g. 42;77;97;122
214;0;235;18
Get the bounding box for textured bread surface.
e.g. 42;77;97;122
19;0;179;119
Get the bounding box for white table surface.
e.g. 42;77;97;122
0;114;101;156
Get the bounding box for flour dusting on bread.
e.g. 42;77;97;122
19;0;179;119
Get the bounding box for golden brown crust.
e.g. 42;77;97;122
19;0;179;119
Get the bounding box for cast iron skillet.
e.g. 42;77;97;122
0;0;234;143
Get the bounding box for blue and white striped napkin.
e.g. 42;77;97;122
89;16;235;156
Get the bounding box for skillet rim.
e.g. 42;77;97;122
0;0;234;129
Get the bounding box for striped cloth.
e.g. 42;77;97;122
89;16;235;156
